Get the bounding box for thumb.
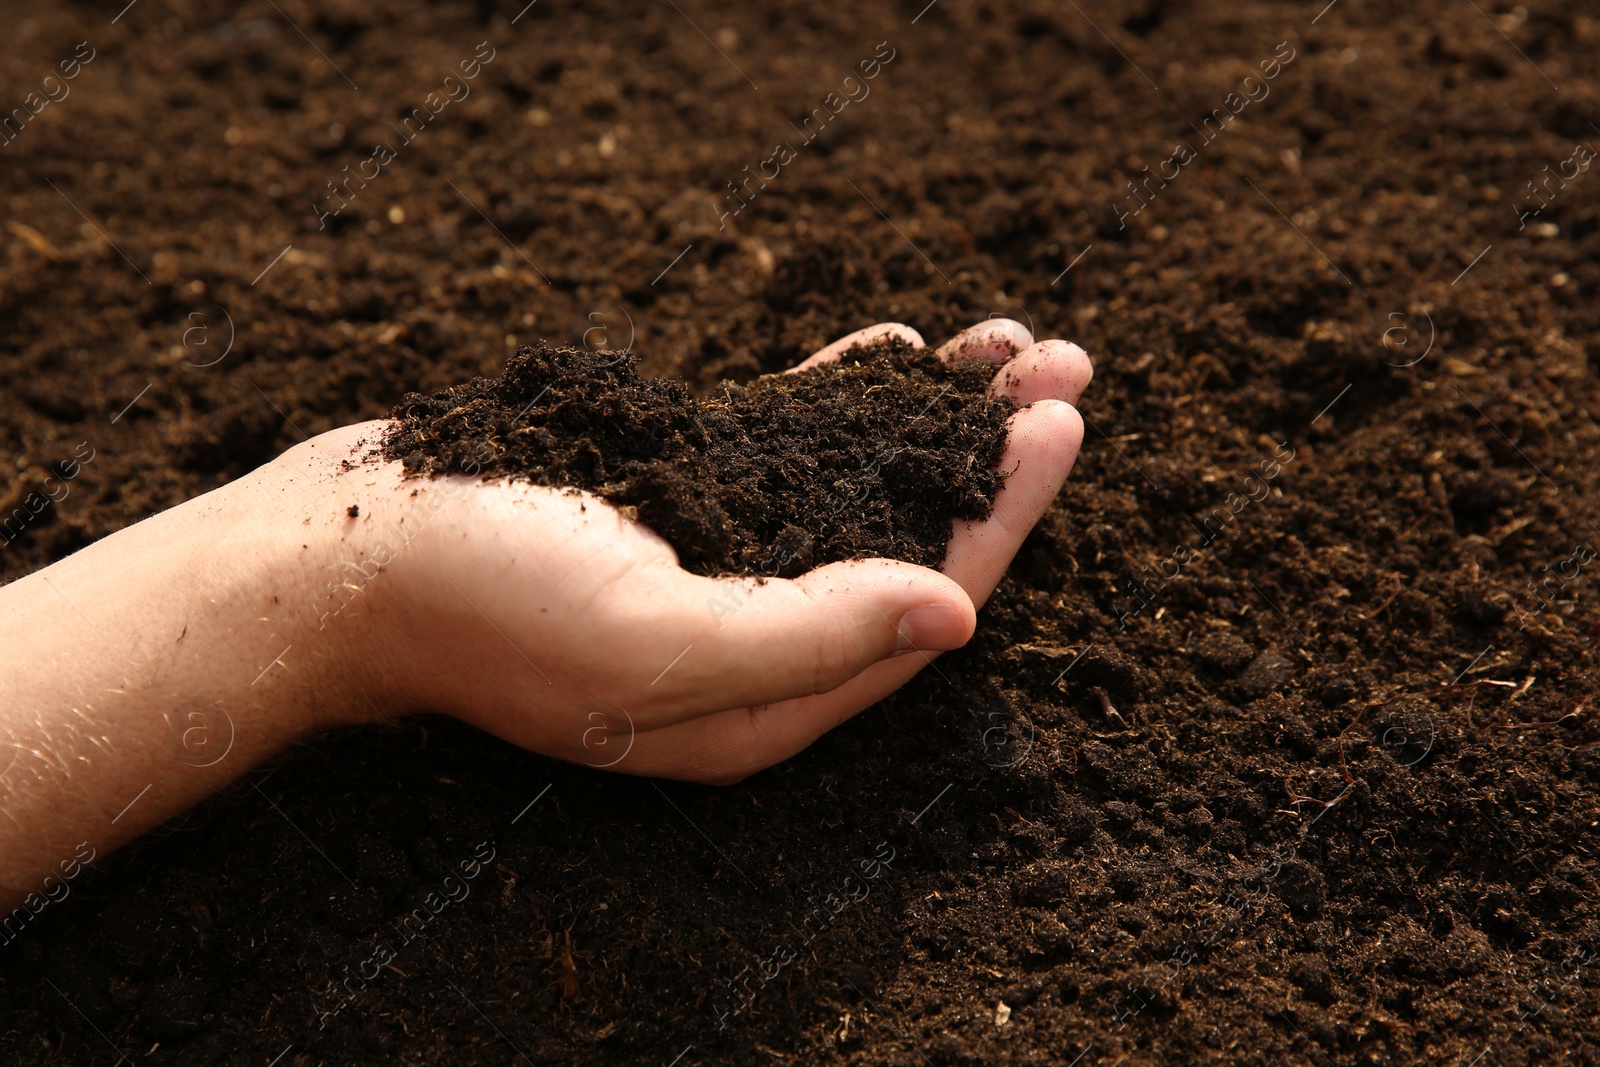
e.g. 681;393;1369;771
646;558;975;717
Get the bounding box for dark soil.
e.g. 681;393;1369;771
3;0;1600;1065
381;339;1010;576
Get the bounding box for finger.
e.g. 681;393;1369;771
597;689;852;784
790;322;926;373
642;558;975;719
989;340;1094;407
628;401;1086;782
625;630;963;779
731;402;1085;771
624;399;1088;777
935;318;1034;365
943;399;1084;609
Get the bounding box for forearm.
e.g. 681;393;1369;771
0;439;375;911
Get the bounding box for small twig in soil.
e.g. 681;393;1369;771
1489;698;1585;732
1284;737;1356;814
1091;686;1128;729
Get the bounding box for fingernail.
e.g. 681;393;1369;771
896;603;966;653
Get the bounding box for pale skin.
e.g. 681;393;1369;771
0;318;1090;911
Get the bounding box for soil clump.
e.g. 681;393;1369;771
382;338;1011;577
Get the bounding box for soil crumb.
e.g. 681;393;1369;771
381;339;1012;577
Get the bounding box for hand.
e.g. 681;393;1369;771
0;319;1087;904
0;316;1088;902
307;318;1090;783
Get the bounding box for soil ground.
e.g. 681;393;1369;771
2;0;1599;1064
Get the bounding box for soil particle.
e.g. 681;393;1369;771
1236;649;1297;697
1274;858;1329;917
1192;631;1257;674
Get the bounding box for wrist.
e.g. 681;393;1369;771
241;419;406;733
0;436;392;897
110;456;380;745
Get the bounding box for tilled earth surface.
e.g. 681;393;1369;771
1;0;1598;1064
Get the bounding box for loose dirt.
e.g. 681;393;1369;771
1;0;1598;1064
381;339;1010;577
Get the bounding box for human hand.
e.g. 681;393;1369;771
292;319;1091;783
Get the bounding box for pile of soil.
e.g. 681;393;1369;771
380;339;1010;576
2;0;1599;1064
